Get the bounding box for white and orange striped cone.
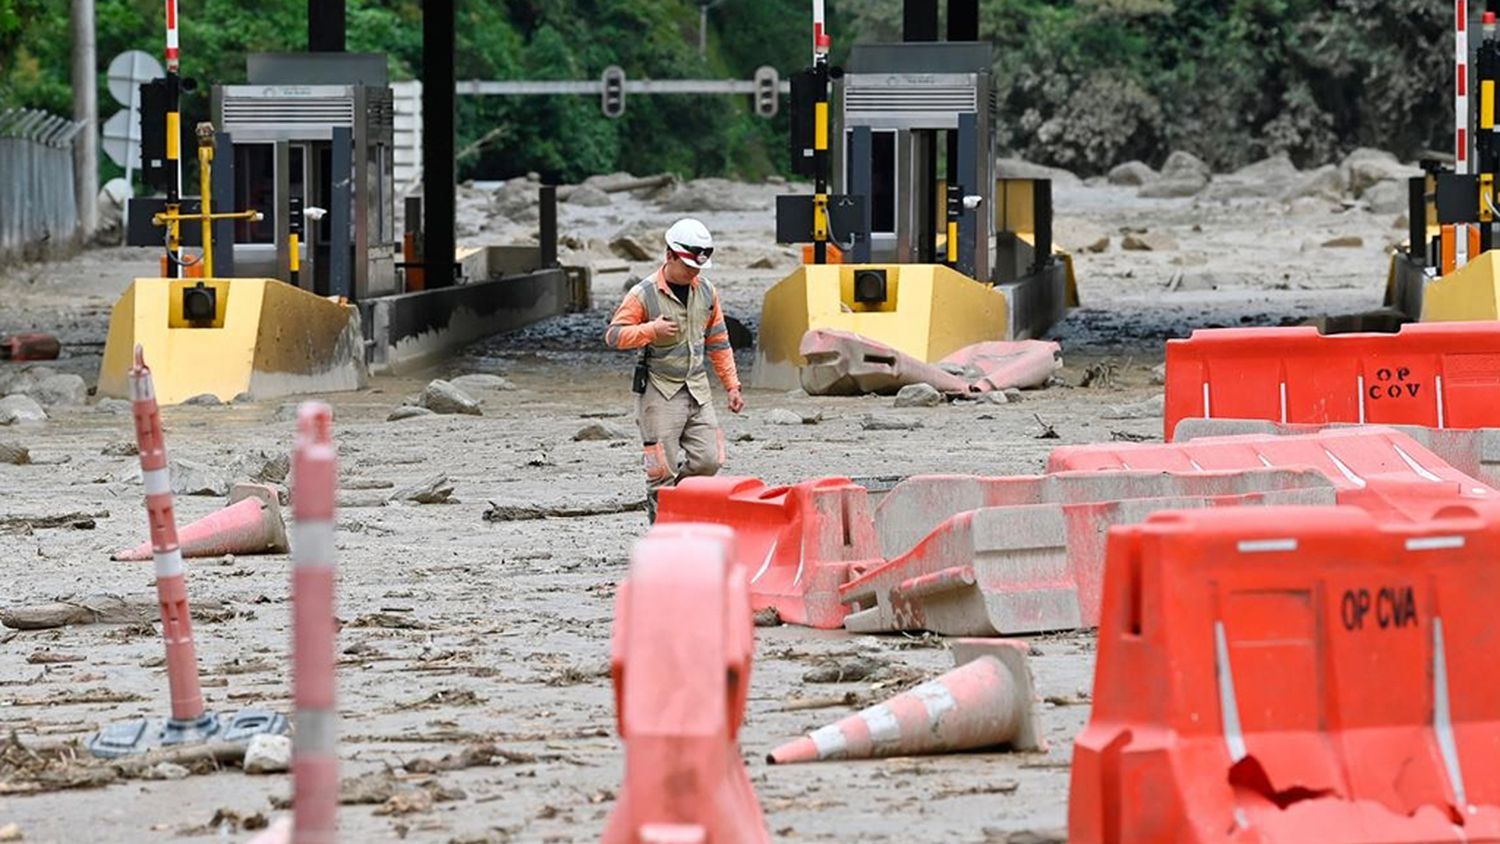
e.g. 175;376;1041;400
89;346;287;758
767;639;1046;764
112;482;289;561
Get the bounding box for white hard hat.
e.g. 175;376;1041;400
664;218;714;269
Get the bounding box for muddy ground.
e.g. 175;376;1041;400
0;173;1396;842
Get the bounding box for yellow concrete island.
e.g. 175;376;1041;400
752;264;1010;390
97;278;368;405
1422;251;1500;322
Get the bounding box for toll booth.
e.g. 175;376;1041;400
829;41;1070;339
213;52;398;300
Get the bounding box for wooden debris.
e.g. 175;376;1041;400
2;594;229;630
482;498;645;522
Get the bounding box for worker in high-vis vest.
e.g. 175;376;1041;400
606;218;745;522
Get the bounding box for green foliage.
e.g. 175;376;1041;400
0;0;1456;180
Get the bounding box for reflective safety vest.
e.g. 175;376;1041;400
632;271;721;403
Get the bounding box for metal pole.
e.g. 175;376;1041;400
421;0;456;289
699;4;708;58
71;0;98;239
812;0;830;264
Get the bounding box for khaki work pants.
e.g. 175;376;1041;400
637;385;725;522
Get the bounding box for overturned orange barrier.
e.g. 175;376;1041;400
840;470;1335;636
1050;426;1498;523
657;476;882;628
798;328;1060;396
1163;321;1500;441
769;639;1044;764
603;523;769;843
1070;505;1500;843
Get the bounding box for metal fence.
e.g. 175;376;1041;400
0;108;87;262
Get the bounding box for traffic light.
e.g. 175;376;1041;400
601;65;626;119
753;66;780;119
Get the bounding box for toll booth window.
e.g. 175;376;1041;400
870;131;896;234
234;144;275;243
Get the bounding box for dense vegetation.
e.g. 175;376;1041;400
0;0;1454;181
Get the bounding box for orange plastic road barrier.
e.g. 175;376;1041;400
1070;505;1500;843
112;483;288;561
1172;417;1500;490
840;470;1335;636
1049;427;1498;523
768;638;1044;764
1162;321;1500;441
657;476;882;629
603;523;769;844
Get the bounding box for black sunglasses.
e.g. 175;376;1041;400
671;245;713;261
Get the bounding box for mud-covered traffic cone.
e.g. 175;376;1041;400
113;483;288;561
0;332;61;361
768;639;1045;764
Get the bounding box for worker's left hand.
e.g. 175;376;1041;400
727;388;745;414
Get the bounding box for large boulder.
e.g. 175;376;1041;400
1363;180;1410;215
1281;164;1345;202
1340;148;1420;197
0;395;46;426
28;374;87;407
566;185;612;207
419;380;483;416
1107;160;1157;187
657;178;763;212
1160;150;1211;181
1230;153;1298;183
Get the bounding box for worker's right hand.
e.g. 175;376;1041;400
649;316;678;341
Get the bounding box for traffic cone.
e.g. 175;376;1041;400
767;639;1045;764
0;332;60;361
113;483;288;561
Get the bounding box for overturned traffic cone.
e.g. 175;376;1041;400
112;483;288;561
0;332;61;361
768;639;1045;764
603;523;770;844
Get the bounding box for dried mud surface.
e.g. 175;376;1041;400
0;177;1390;842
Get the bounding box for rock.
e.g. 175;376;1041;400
145;761;191;780
1286;195;1337;216
1139;174;1208;199
101;440;139;456
171;459;232;496
657;178;763;212
0;395;47;426
1322;235;1364;248
609;235;654;261
765;408;804;426
566;185;612;207
1340;148;1420;197
1085;236;1111;253
387;406;436;422
893;383;944;408
1054;218;1110;254
862;414;923;432
273;403;300;422
0;824;19;842
419;380;482;416
243;733;292;774
1363;180;1408;215
1107;160;1156;187
1101;393;1166;420
181;393;222;406
1281;164;1344;201
1230;153;1298;183
233;449;290;484
231;392;254;404
1122;232;1179;251
449;373;516;393
994;158;1081;185
94;397;133;415
1160;150;1211;181
0;441;28;464
573;422;628;441
748;256;776;270
978;391;1010;405
389;473;455;505
29;374;87;407
1150;363;1167;385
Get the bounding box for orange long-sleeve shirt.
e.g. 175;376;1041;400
606;270;740;394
